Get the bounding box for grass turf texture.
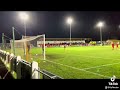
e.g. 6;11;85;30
7;45;120;79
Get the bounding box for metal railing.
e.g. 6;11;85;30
32;68;63;79
0;49;63;79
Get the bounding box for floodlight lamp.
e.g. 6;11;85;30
118;25;120;28
97;22;104;27
19;12;29;21
67;17;73;24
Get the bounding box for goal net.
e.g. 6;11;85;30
10;34;46;61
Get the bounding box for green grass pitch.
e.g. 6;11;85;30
8;45;120;79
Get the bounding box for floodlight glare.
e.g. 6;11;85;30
118;25;120;28
19;12;29;21
97;22;104;27
67;17;73;24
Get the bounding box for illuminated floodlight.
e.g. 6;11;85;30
67;17;73;24
19;12;29;21
97;21;104;27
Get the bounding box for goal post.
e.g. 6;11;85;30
36;34;46;60
2;33;4;50
43;34;46;60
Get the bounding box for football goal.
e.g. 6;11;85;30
10;34;46;61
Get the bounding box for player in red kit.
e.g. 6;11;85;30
111;42;114;50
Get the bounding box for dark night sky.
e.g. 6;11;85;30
0;11;120;43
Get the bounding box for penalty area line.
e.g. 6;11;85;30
82;62;120;70
42;59;111;79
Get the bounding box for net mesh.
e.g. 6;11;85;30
10;34;45;61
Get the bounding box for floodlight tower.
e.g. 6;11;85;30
67;17;73;46
97;21;104;46
19;12;29;57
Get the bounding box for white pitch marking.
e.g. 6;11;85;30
42;59;111;78
82;62;120;70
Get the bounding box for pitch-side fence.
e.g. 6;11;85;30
0;50;63;79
